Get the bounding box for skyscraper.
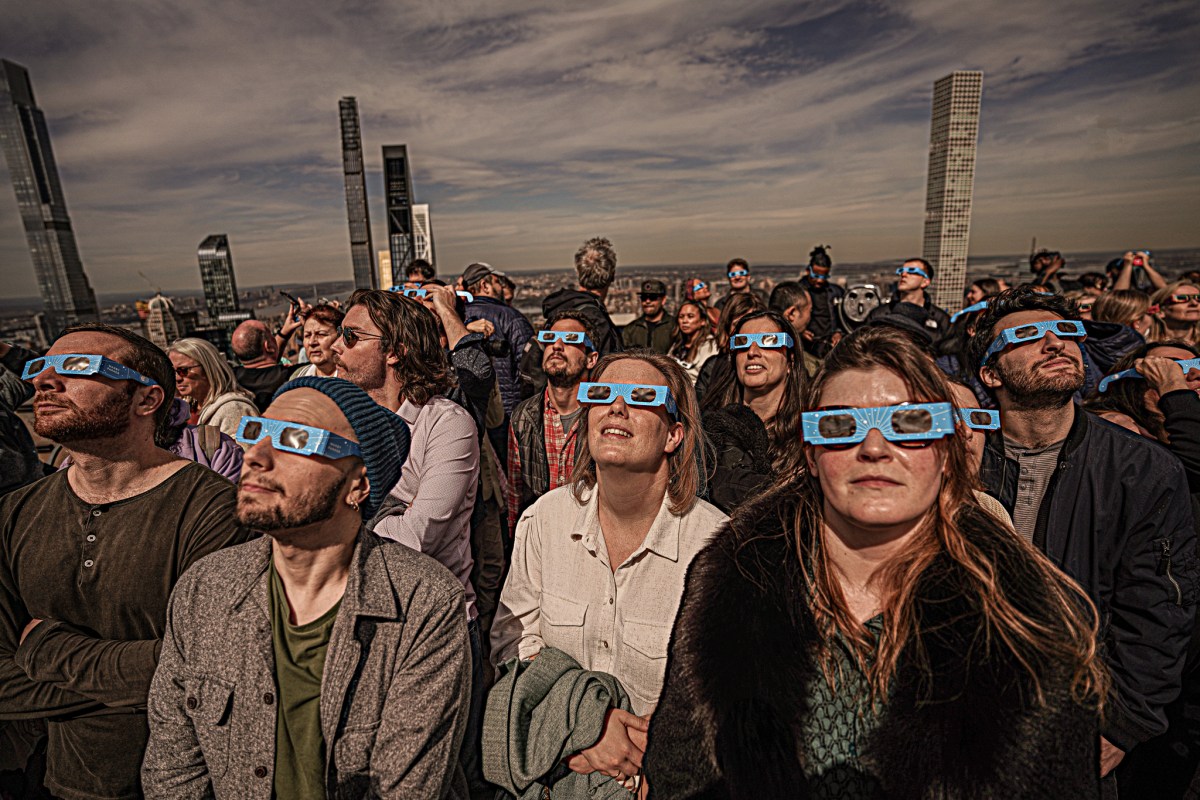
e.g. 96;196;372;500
382;145;415;278
922;70;983;311
377;249;394;290
412;203;435;266
0;59;98;338
339;97;375;290
198;234;240;322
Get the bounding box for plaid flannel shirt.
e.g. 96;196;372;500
507;390;581;532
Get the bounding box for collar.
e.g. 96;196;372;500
985;402;1088;461
472;295;503;306
396;398;421;426
574;487;681;565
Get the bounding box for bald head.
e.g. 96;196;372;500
231;320;277;363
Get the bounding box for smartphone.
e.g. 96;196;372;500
278;290;301;322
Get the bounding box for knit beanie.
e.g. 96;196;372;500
272;377;410;520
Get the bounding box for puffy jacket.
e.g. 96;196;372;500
701;403;772;513
465;297;534;415
980;405;1198;751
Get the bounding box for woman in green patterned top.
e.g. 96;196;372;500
645;325;1109;799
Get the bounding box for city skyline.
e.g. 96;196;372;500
0;2;1197;298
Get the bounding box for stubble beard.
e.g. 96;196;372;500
33;389;133;443
237;473;345;533
995;355;1085;411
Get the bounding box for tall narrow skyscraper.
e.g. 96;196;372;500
922;70;983;310
0;59;98;337
382;145;415;278
412;203;435;266
339;97;375;290
198;234;239;322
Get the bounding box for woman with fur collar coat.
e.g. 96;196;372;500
644;326;1107;800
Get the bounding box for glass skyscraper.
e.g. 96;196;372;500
339;97;376;290
383;145;415;279
0;59;98;338
198;234;239;323
922;70;983;311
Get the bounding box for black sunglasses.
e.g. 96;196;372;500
336;326;385;347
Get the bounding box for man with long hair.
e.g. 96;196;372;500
967;287;1198;786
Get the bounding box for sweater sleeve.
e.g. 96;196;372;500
1159;388;1200;492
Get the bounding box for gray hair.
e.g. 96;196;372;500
573;236;617;291
168;337;253;407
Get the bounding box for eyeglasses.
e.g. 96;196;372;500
896;265;931;280
577;382;678;419
173;365;204;379
638;293;665;301
802;402;956;449
806;266;830;279
1099;358;1200;393
729;332;795;350
537;329;594;349
1166;294;1200;306
22;354;158;386
984;319;1086;362
959;407;1000;430
951;300;989;323
727;269;749;278
336;326;385;347
389;287;475;303
235;416;362;459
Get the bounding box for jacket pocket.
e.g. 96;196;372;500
540;592;587;659
183;675;235;778
619;618;670;712
332;721;379;780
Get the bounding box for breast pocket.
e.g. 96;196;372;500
540;591;587;661
619;618;670;713
182;675;235;778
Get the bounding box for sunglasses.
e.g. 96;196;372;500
1099;358;1200;393
896;265;931;280
173;364;204;379
729;332;795;350
803;402;956;449
390;287;475;303
537;329;594;349
22;354;158;386
577;382;678;419
951;300;989;323
728;269;749;278
1166;294;1200;306
1077;301;1095;312
639;293;666;301
336;326;386;347
984;319;1086;362
235;416;362;459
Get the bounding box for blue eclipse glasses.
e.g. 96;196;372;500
691;281;708;291
390;287;474;303
235;416;362;459
537;329;594;350
728;269;749;278
577;382;678;419
729;332;795;350
960;407;1000;430
984;319;1086;362
802;402;1001;448
22;354;158;386
896;265;931;281
951;300;989;323
806;265;830;280
1099;358;1200;393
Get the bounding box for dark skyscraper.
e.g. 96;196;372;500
382;145;415;279
0;59;98;337
340;97;376;290
198;234;239;322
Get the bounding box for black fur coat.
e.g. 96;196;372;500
644;480;1101;799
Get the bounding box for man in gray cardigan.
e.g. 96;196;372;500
142;377;472;799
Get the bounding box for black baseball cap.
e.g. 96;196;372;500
639;279;667;296
461;262;507;286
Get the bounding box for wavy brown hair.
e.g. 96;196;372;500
797;326;1107;708
346;289;456;405
571;351;706;515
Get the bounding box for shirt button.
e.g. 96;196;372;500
91;510;102;517
602;640;609;649
263;692;274;705
254;766;268;779
186;696;198;710
608;597;614;605
86;534;96;542
84;560;94;568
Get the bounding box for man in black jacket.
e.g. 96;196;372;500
541;237;622;357
867;257;951;346
462;262;534;417
967;288;1197;785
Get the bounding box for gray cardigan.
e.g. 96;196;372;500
142;529;471;799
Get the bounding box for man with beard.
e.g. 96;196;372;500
967;288;1197;791
0;325;248;800
143;378;472;798
506;311;599;532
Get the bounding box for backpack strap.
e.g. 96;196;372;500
195;425;223;463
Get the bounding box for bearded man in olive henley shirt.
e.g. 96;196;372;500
0;326;249;800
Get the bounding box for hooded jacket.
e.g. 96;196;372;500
541;289;623;357
197;390;259;438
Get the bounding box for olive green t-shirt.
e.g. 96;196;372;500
269;560;342;800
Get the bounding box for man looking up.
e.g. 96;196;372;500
0;325;248;800
622;279;673;354
143;378;470;798
232;319;290;411
462;262;535;416
508;311;600;532
966;288;1197;786
715;258;767;311
404;258;436;290
868;257;951;346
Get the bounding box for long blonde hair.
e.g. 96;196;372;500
168;337;253;408
798;326;1107;708
1148;281;1200;346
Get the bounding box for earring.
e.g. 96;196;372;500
350;500;360;511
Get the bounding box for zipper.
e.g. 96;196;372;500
1158;538;1183;606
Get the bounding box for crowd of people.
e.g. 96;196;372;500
0;238;1197;799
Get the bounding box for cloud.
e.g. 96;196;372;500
0;0;1196;298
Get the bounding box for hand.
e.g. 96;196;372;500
426;284;459;318
280;301;306;337
568;708;649;780
466;319;495;338
626;713;650;753
1136;356;1190;396
1100;736;1125;777
20;618;42;645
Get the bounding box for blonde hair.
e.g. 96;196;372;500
1149;281;1200;346
168;338;253;408
1092;289;1150;327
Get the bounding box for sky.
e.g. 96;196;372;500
0;0;1197;297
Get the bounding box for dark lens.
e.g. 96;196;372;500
817;413;857;439
1013;325;1039;340
243;420;263;439
26;358;45;374
891;407;933;434
968;410;993;426
586;385;613;401
61;356;91;371
279;426;310;449
562;332;582;343
538;331;552;342
341;327;358;346
630;387;658;403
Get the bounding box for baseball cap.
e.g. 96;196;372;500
639;279;667;296
461;262;507;286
